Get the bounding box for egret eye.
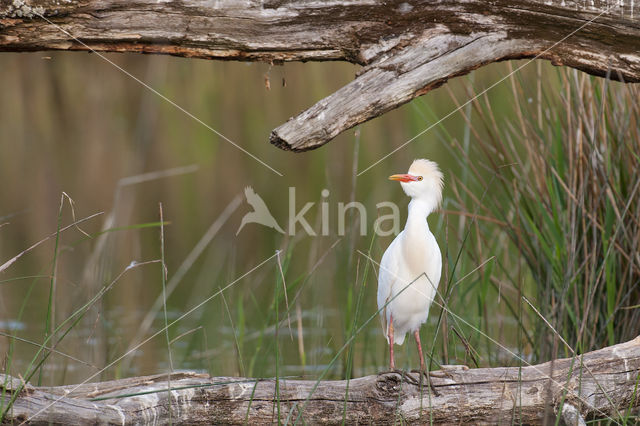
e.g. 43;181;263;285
417;176;423;181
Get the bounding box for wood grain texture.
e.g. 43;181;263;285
1;336;639;424
1;0;639;150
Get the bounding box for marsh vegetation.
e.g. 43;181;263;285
0;53;638;422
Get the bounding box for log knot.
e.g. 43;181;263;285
375;373;404;397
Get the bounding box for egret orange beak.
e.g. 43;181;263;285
389;174;419;182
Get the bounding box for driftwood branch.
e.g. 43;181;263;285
1;336;639;424
1;1;639;151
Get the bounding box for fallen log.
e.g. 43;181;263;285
1;1;639;151
1;336;639;424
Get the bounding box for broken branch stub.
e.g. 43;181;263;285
270;29;534;151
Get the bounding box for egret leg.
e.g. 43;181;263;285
414;330;425;372
413;330;440;396
377;316;423;388
388;315;395;370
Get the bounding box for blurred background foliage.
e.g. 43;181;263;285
0;51;638;388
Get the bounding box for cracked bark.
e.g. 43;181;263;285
1;0;639;150
1;336;639;424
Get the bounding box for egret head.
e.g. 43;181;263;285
389;158;443;206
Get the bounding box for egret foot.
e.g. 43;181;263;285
410;369;440;396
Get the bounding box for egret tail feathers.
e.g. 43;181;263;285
380;305;388;344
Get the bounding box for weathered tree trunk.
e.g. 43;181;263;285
1;0;639;151
2;336;639;424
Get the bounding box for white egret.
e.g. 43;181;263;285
377;158;443;381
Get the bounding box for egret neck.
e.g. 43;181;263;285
406;198;437;229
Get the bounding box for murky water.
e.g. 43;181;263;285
1;52;543;386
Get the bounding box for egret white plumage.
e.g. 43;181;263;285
377;159;443;376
